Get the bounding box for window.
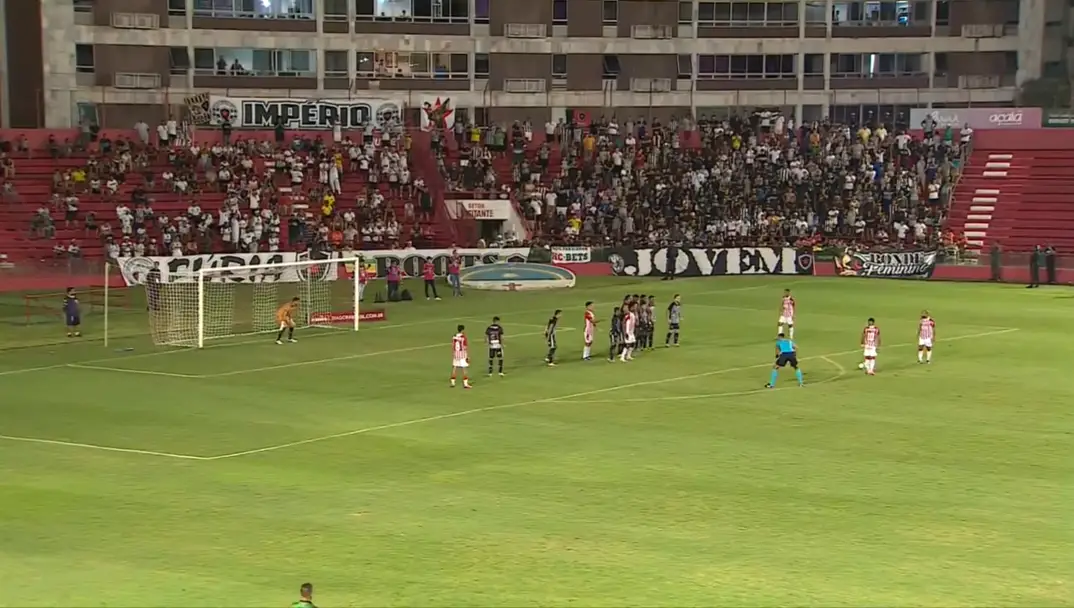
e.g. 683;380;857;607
1003;51;1018;71
355;0;375;17
803;53;824;75
602;54;620;78
553;0;567;24
193;47;216;71
912;1;930;23
831;53;924;77
448;52;469;76
169;46;190;75
204;48;316;76
325;50;349;77
936;0;949;24
697;54;716;75
167;0;186;16
75;44;95;73
73;0;93;12
804;1;826;22
602;0;618;24
194;0;315;19
679;1;694;22
324;0;348;19
411;0;469;21
356;51;375;76
475;0;489;23
933;52;947;75
474;53;489;78
677;54;693;77
552;54;567;78
698;1;715;21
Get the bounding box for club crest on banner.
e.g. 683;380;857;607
421;97;455;130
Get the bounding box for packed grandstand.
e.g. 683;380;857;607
0;111;978;271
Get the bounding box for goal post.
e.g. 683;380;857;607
144;256;363;348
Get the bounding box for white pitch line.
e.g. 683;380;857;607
206;327;1018;460
201;328;572;378
0;434;207;460
66;363;202;379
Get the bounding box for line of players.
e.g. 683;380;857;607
767;289;938;387
449;294;685;388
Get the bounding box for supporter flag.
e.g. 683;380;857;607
568;109;591;127
184;93;211;126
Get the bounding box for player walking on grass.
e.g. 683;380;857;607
917;310;936;364
778;289;796;339
545;309;561;366
766;332;804;388
860;317;881;375
291;583;316;608
64;287;81;338
450;324;471;388
646;295;657;349
665;294;682;347
486;316;505;376
634;298;648;354
608;306;623;361
275;296;300;344
582;301;597;360
619;302;637;362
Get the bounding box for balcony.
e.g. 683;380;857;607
960;24;1005;38
959;75;1002;89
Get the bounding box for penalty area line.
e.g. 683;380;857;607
66;363;202;378
206;327;1018;460
0;434;208;460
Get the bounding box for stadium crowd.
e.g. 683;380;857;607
441;112;965;252
23;120;419;262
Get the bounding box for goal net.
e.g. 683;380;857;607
146;256;363;348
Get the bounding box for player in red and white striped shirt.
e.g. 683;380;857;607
582;301;597;361
619;303;637;362
917;311;936;364
860;318;881;375
778;289;796;339
450;324;472;388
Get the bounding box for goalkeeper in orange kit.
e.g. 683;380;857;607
275;296;300;345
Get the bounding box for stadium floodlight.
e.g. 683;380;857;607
136;257;363;348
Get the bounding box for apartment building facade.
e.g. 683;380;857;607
0;0;1064;128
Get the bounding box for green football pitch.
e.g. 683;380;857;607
0;276;1071;607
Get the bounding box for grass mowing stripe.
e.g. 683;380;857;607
205;327;1018;460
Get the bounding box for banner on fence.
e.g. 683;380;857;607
551;247;592;264
833;247;939;279
420;96;456;130
1041;109;1074;128
608;247;813;277
344;248;532;278
119;252;341;285
457;199;513;220
909;108;1042;130
197;96;404;129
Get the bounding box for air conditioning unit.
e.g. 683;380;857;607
505;23;547;38
111;12;160;29
114;72;162;89
630;77;671;92
631;24;673;39
961;23;1002;38
959;74;1001;89
504;78;546;93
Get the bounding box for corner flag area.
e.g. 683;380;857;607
0;276;1069;606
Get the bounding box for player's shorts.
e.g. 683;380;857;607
453;358;469;368
584;330;594;345
624;333;636;345
775;352;798;368
66;314;80;327
668;322;680;331
778;315;794;325
278;319;294;330
863;346;877;358
488;347;502;358
918;338;933;348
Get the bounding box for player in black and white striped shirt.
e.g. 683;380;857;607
544;309;561;366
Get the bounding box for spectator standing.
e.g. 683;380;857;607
134;120;150;147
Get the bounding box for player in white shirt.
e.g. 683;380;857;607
777;289;796;339
917;311;936;364
450;325;472;389
859;318;881;375
619;303;637;362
